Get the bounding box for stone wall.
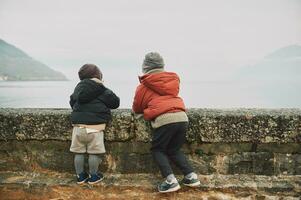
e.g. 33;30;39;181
0;108;300;175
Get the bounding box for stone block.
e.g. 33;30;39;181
228;152;274;175
274;154;301;175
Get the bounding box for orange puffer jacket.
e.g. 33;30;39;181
132;71;186;120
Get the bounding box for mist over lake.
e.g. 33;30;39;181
0;80;300;108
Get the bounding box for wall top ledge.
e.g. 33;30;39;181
0;108;300;143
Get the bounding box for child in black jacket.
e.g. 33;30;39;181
69;64;119;184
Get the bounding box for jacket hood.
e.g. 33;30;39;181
139;72;180;96
73;79;106;103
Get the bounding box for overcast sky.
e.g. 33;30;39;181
0;0;300;81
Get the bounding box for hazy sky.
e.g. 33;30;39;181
0;0;301;81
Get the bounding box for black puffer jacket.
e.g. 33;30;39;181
70;79;120;125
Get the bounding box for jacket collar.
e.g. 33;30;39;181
90;78;104;84
145;68;164;74
139;69;165;82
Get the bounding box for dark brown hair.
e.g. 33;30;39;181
78;64;102;80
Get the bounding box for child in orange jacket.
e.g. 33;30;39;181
132;52;200;193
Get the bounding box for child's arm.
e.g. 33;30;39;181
69;94;76;108
98;88;120;109
132;85;144;114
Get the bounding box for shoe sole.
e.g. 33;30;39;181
158;184;181;193
88;177;104;185
183;181;201;187
77;178;88;185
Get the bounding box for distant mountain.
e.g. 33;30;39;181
0;39;67;81
265;45;301;59
237;45;301;81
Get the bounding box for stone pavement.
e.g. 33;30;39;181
0;171;300;200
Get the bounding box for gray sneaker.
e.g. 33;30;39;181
181;177;201;187
158;180;181;193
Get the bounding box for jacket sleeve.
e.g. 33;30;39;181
76;82;106;104
98;88;120;109
69;94;76;108
132;85;144;114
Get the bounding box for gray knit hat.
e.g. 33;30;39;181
142;52;164;73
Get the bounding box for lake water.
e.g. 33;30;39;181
0;80;300;108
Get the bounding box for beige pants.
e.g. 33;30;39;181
70;127;105;154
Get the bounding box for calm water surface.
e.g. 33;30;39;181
0;80;300;108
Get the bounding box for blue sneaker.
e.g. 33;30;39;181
88;173;104;185
158;180;181;193
76;172;88;184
